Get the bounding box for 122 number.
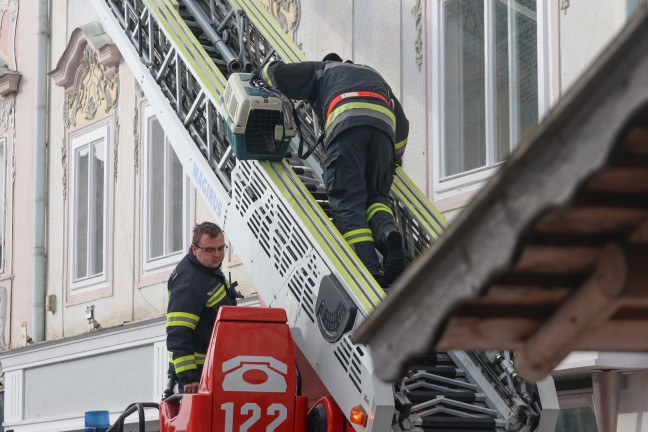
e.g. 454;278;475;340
221;402;287;432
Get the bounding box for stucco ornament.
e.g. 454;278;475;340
51;22;121;129
412;0;423;72
0;88;15;187
0;0;18;14
61;137;67;200
114;116;120;182
63;45;119;129
133;81;144;173
259;0;301;40
133;101;139;173
0;97;14;133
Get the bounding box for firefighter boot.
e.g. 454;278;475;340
380;228;404;285
350;241;381;276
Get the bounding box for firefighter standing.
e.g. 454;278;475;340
166;222;238;394
254;53;409;287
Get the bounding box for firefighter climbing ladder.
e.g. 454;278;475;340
89;0;540;430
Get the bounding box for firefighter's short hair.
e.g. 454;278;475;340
192;221;223;245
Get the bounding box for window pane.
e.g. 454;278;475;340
516;1;538;145
495;0;511;162
444;0;486;176
556;407;598;432
75;145;89;280
145;116;185;264
168;140;184;253
443;0;538;178
147;118;165;259
92;139;105;276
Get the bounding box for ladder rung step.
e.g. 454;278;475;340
407;389;476;403
422;429;498;432
409;365;461;378
412;354;447;364
421;416;497;428
202;45;218;54
408;390;479;403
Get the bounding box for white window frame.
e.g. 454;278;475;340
69;123;110;292
0;137;6;274
431;0;550;201
141;104;188;272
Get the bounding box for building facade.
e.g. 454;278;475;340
0;1;645;431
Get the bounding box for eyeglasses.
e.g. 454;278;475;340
195;244;228;254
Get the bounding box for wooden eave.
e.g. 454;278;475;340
354;6;648;383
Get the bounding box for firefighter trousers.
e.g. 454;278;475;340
323;126;397;276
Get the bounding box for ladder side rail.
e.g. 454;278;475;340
91;0;231;224
448;350;527;430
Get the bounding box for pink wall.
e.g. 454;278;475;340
0;1;39;348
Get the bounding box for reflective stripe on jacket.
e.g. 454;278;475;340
166;249;236;385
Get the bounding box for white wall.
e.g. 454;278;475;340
294;0;432;202
559;0;625;92
617;371;648;432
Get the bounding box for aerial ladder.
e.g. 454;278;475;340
89;0;542;430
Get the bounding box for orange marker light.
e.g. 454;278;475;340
350;405;367;427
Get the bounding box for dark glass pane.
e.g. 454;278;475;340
148;118;165;260
516;1;538;145
75;146;89;279
444;0;486;176
168;140;184;253
495;0;511;162
92;139;105;276
556;407;598;432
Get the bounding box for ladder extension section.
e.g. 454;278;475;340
90;0;539;430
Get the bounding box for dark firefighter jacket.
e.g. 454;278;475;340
260;60;409;164
166;249;237;385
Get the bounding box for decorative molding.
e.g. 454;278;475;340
153;341;170;402
0;60;21;97
259;0;301;41
4;369;23;422
51;22;121;129
133;100;140;173
114;116;120;183
0;96;14;133
412;0;423;72
0;285;7;349
0;318;166;371
61;137;67;200
51;22;121;88
61;46;120;128
135;80;144;98
134;83;143;173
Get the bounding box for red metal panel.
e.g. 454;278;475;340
159;394;212;432
216;305;287;323
206;306;298;431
